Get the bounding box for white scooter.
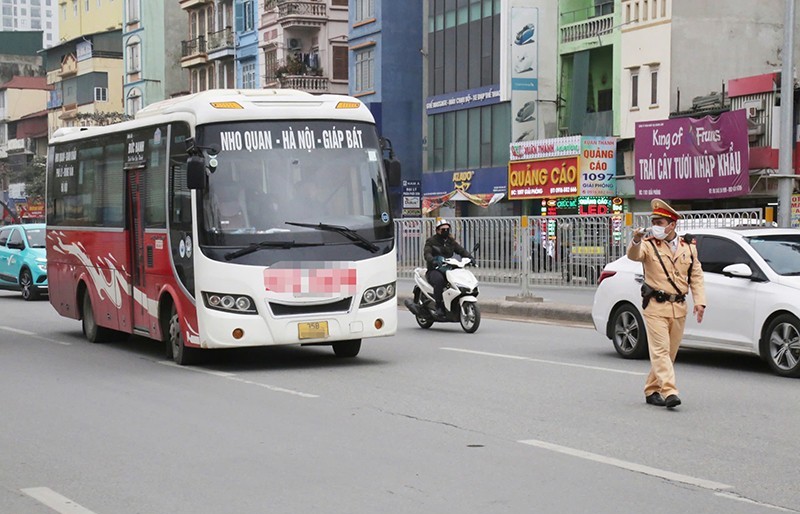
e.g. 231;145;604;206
404;246;481;333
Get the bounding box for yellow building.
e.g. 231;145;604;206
58;0;123;43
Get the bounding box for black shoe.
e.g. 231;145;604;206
665;394;682;409
645;392;666;406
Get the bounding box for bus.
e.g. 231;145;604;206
46;89;399;364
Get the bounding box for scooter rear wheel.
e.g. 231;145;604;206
412;286;435;328
459;302;480;333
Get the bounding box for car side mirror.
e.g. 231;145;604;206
186;155;207;190
722;263;753;278
384;159;401;187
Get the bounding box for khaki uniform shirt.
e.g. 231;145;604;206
627;236;706;318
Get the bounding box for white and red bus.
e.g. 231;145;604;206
46;89;399;364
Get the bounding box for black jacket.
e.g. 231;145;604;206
424;234;471;270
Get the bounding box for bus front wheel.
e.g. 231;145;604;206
332;339;361;358
168;304;198;365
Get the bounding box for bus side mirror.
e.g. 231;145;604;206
385;159;401;187
187;155;207;190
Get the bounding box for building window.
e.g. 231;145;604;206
630;70;639;109
241;60;256;89
354;0;373;22
650;68;659;105
243;0;254;31
332;46;348;81
94;87;108;102
127;37;141;73
127;0;139;22
354;48;374;93
127;88;142;115
72;0;77;16
331;0;347;6
264;49;277;83
84;0;89;11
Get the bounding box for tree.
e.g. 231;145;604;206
74;111;132;126
10;155;46;202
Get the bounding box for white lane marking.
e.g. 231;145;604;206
0;325;72;345
157;361;319;398
519;439;733;491
0;326;36;335
441;347;646;376
21;487;99;514
715;492;798;512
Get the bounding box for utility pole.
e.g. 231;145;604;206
777;0;796;227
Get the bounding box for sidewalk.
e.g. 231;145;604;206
396;278;595;325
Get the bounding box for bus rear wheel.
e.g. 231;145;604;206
332;339;361;358
168;304;198;365
82;291;115;343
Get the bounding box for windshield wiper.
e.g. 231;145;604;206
284;221;380;253
224;240;324;261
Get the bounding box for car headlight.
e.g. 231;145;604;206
202;292;258;314
37;262;47;272
360;281;395;307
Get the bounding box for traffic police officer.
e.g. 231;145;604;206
627;199;706;409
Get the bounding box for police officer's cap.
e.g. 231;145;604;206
650;198;680;222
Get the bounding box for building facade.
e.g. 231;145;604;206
235;0;258;88
260;0;349;94
180;0;236;92
348;0;424;216
123;0;188;116
1;0;58;48
422;0;559;218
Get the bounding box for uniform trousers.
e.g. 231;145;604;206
643;312;686;397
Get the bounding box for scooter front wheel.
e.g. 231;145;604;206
416;310;435;329
459;302;481;333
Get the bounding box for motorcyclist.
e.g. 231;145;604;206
424;218;472;318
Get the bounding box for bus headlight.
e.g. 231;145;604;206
360;281;395;307
203;292;258;314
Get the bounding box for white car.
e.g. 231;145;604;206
592;227;800;377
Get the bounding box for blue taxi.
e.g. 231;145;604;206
0;223;48;300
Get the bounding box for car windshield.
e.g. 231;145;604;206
746;234;800;276
24;227;45;248
195;120;392;253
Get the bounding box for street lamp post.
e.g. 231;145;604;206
777;0;796;227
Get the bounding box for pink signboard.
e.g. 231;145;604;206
634;110;749;199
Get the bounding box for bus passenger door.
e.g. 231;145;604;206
127;168;150;334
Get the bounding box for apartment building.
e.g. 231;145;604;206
179;0;236;92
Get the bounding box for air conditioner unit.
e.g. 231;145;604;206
287;38;301;50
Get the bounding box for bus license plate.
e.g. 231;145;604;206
298;321;329;340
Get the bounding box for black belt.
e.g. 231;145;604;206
654;290;685;303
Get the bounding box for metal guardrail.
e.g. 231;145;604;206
395;208;764;294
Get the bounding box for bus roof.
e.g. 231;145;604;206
50;89;376;144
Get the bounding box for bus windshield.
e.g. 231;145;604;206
195;120;392;255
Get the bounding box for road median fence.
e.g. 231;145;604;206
395;208;763;296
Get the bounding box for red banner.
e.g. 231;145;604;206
508;156;579;199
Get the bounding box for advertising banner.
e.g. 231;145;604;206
425;85;501;115
401;180;421;217
792;194;800;229
510;7;538;143
634;110;749;199
579;136;617;196
508;156;579;199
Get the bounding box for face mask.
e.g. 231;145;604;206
440;229;450;238
650;225;668;240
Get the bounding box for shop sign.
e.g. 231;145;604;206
634;109;749;199
792;194;800;228
508;156;579;199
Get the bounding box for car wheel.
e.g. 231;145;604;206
761;314;800;378
19;268;39;301
82;291;115;343
610;304;648;359
332;339;361;358
459;302;481;333
168;304;198;365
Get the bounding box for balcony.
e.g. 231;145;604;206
278;75;329;93
560;13;614;45
207;28;235;59
6;138;35;154
181;36;208;68
274;0;327;28
179;0;212;10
